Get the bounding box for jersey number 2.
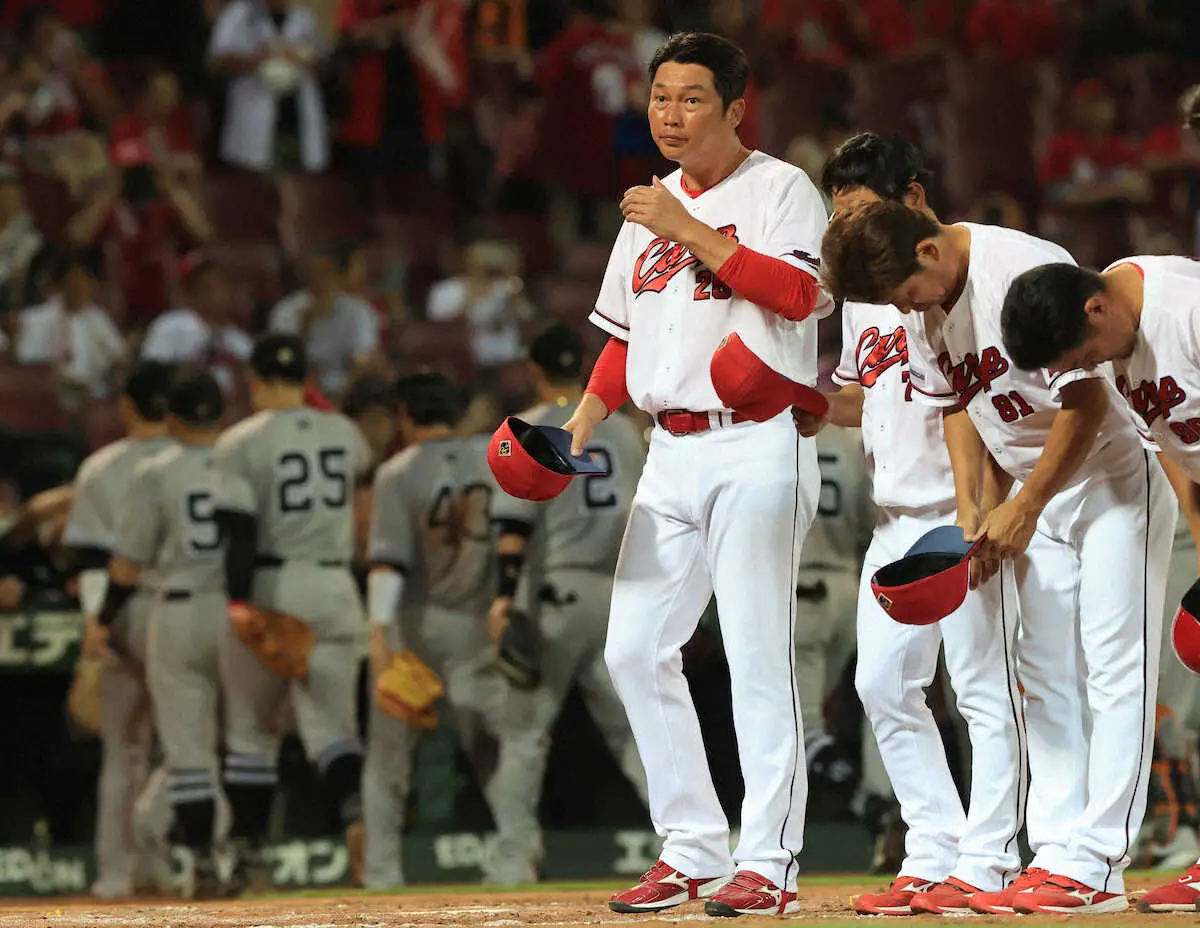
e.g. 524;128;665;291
278;449;348;513
582;445;618;510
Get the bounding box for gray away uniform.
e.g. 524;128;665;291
363;434;518;888
64;435;172;897
114;443;240;847
489;403;650;872
215;408;371;804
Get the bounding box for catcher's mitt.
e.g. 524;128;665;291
375;650;444;730
229;602;314;679
67;656;103;736
495;609;541;690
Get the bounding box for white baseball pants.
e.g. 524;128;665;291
604;414;819;891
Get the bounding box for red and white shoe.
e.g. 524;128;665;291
969;867;1049;915
909;877;981;915
1012;874;1128;914
704;870;800;917
608;860;728;913
853;876;938;915
1134;864;1200;913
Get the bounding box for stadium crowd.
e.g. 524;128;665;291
0;0;1198;897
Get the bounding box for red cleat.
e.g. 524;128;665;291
608;859;728;913
853;875;938;915
704;870;800;917
1135;864;1200;912
1012;874;1127;914
909;877;981;915
969;867;1049;915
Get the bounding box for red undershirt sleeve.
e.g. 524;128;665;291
304;381;335;411
715;245;820;322
585;337;630;416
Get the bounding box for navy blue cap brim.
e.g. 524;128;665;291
904;525;975;560
536;425;608;475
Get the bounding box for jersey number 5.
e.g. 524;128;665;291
185;491;220;553
278;448;348;513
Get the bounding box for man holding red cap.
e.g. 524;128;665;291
562;32;831;917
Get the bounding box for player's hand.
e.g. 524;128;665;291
621;176;695;243
488;597;512;643
563;393;607;456
82;615;110;661
369;625;392;680
973;496;1039;564
956;508;993;590
792;406;829;437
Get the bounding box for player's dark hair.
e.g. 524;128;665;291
820;200;939;304
395;372;463;427
342;373;397;419
649;32;748;111
820;131;934;204
168;367;225;426
528;323;583;384
1183;84;1200;130
123;360;175;422
250;333;308;384
1001;264;1106;371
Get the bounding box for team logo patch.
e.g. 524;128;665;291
498;440;512;457
877;593;894;613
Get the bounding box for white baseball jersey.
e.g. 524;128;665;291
834;301;955;513
588;151;832;414
902;223;1139;483
1102;255;1200;483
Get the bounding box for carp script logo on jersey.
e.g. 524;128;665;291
1116;373;1185;427
938;347;1009;404
631;225;738;296
857;326;908;388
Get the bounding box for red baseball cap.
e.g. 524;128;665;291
488;416;607;502
870;526;985;626
710;332;830;422
1172;580;1200;674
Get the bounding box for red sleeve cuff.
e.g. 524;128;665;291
585;337;630;415
304;381;335;411
716;245;819;322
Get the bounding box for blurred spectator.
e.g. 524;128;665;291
108;65;202;183
269;241;382;397
845;0;919;57
67;138;211;329
785;101;856;208
1038;78;1149;209
426;238;529;371
342;371;398;466
140;258;253;394
208;0;330;173
0;166;44;315
965;0;1063;63
968;191;1029;231
760;0;853;66
613;0;666;72
14;247;124;401
333;0;426;174
97;0;212;97
535;0;643;240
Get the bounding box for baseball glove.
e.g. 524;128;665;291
67;656;104;737
375;650;444;730
229;602;314;680
495;609;542;690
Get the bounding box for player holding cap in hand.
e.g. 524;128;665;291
564;31;833;917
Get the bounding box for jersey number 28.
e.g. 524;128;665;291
277;448;348;513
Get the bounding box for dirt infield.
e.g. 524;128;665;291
0;876;1194;927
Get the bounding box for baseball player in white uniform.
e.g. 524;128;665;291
214;334;373;889
999;254;1200;911
822;203;1175;915
99;370;239;897
798;133;1026;916
64;361;175;898
487;324;650;880
562;33;831;917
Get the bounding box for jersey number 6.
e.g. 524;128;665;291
278;448;349;513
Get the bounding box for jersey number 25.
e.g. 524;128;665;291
277;449;349;512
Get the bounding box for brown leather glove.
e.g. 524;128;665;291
229;601;314;680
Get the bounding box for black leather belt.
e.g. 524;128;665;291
256;555;346;568
164;590;191;602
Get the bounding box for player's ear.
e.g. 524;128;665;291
726;97;745;130
1083;293;1106;318
903;182;927;213
914;237;939;266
